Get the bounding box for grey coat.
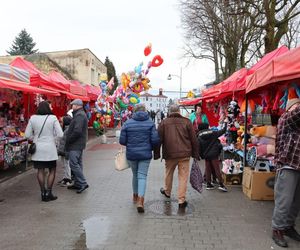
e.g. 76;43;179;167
25;114;63;161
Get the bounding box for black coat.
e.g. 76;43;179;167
65;108;88;151
198;125;226;160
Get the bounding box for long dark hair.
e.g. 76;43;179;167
36;101;53;115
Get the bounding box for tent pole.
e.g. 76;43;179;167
243;94;248;167
27;94;30;120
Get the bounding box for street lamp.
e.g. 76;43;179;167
167;67;182;98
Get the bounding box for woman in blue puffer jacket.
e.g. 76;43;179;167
119;104;160;213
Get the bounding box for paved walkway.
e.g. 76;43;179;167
0;133;299;250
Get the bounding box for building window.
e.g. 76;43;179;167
150;98;152;101
91;68;95;85
146;96;148;101
150;103;152;107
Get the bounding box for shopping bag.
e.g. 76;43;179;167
190;159;203;193
114;148;129;171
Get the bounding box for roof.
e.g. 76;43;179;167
140;92;168;98
44;48;104;65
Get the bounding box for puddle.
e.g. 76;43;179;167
76;216;110;249
146;199;194;216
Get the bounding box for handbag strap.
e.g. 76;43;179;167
38;115;49;138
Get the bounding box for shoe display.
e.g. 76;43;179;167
272;229;288;248
76;185;89;194
160;187;170;198
218;185;228;192
206;183;215;190
284;227;300;241
178;201;188;209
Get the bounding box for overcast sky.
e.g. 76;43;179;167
0;0;215;97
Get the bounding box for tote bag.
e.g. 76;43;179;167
190;159;204;193
115;148;129;171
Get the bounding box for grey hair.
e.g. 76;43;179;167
169;104;180;113
134;104;146;112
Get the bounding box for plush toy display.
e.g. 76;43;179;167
250;125;277;139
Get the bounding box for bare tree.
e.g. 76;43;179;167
180;0;300;82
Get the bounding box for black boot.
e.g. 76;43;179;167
41;190;48;202
272;229;288;248
45;189;57;201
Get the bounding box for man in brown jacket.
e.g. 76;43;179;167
156;104;199;209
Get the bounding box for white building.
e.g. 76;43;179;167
140;89;168;112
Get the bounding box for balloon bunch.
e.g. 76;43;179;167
94;43;164;125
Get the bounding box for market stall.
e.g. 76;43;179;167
194;46;290;194
0;64;59;170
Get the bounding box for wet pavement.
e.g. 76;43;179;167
0;130;299;250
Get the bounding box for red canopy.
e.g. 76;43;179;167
10;57;67;92
48;71;88;99
202;46;289;100
84;85;101;101
178;97;203;106
0;78;60;96
246;46;300;93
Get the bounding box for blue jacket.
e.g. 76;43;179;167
119;111;160;161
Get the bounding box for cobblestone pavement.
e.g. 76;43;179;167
0;133;299;250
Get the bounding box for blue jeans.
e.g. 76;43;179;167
127;159;151;197
69;150;88;188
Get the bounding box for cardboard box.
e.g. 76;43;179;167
222;173;243;185
242;167;276;201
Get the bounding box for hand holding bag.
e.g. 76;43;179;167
190;158;204;193
28;115;49;155
114;147;129;171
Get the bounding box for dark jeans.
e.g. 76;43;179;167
69;150;88;188
205;159;223;185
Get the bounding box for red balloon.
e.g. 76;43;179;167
144;44;152;56
151;55;164;67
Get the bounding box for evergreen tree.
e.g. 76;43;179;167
104;56;119;95
7;29;38;55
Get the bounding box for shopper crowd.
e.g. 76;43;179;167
23;98;300;248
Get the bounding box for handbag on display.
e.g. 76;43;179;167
114;148;129;171
190;158;204;193
28;115;49;155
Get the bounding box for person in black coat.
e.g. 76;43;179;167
65;99;89;194
198;122;227;192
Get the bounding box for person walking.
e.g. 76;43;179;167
66;99;89;194
119;104;160;213
57;115;73;186
189;105;209;132
156;109;162;124
197;122;228;192
271;98;300;248
156;104;199;209
25;101;63;202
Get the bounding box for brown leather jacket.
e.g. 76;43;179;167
156;113;199;160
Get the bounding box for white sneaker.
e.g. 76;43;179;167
218;185;228;192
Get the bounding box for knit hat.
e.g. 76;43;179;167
286;98;300;111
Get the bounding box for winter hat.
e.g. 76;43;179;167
286;98;300;111
70;99;83;106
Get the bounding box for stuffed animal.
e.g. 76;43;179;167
250;125;277;139
227;100;240;122
251;136;275;146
